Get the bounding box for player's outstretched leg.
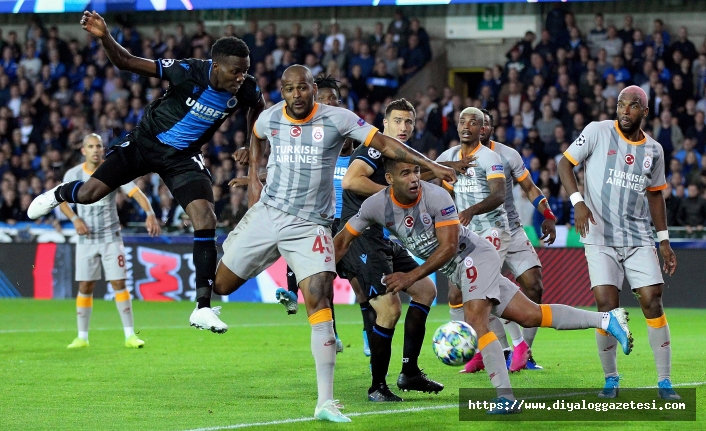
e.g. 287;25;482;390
111;281;144;348
300;272;350;422
635;284;680;400
29;177;113;219
397;278;443;394
68;286;93;349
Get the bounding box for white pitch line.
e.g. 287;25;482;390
0;318;452;334
180;381;706;431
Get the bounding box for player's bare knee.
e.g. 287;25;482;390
110;280;126;291
303;272;334;312
78;281;95;295
190;207;217;230
636;285;664;318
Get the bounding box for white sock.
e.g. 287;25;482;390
504;320;525;347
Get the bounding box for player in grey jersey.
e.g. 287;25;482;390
559;86;680;400
335;158;634;413
212;65;456;423
60;134;160;349
461;109;558;373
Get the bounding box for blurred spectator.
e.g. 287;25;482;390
387;9;410;45
678;183;706;234
409;117;440;155
324;23;346;53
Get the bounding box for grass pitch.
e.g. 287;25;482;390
0;299;704;430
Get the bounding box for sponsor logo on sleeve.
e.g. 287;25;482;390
491;164;503;172
160;59;174;68
368;148;381;159
575;134;586;147
440;205;456;216
357;118;365;126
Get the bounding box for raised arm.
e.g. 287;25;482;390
131;189;161;236
647;190;677;276
341;159;385;197
458;177;505;226
80;11;158;77
383;223;459;294
367;132;456;183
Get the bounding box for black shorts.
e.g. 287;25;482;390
92;136;213;208
286;218;341;291
338;233;419;300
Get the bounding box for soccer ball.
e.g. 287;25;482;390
432;321;478;366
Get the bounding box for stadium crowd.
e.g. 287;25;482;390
1;7;706;236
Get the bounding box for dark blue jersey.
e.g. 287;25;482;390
132;58;261;153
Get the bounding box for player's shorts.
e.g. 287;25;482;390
75;241;127;282
505;228;542;278
448;238;515;314
584;244;664;290
221;202;336;285
286;219;341;290
338;232;419;300
92;135;213;208
476;227;512;264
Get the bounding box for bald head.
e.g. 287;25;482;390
83;133;102;147
281;64;317;120
282;65;314;85
618;85;648;108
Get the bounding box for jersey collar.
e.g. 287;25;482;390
82;163;96;175
458;142;482;160
390;185;422;209
283;102;319;124
614;120;647;145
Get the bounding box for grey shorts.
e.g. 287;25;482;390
585;244;664;290
75;241;127;282
449;238;502;306
505;228;542;278
476;227;512;264
221;202;336;284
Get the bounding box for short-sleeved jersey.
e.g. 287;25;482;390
488;140;530;233
346;181;483;278
132;58;261;153
63;163;138;245
437;144;510;233
333;155;350;219
254;101;378;225
564;120;667;247
340;143;387;236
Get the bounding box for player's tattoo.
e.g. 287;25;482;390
393;148;422;166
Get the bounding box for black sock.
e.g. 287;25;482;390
193;229;217;309
401;301;430;376
285;265;298;295
370;324;395;388
55;180;84;203
331;302;338;336
360;301;377;343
